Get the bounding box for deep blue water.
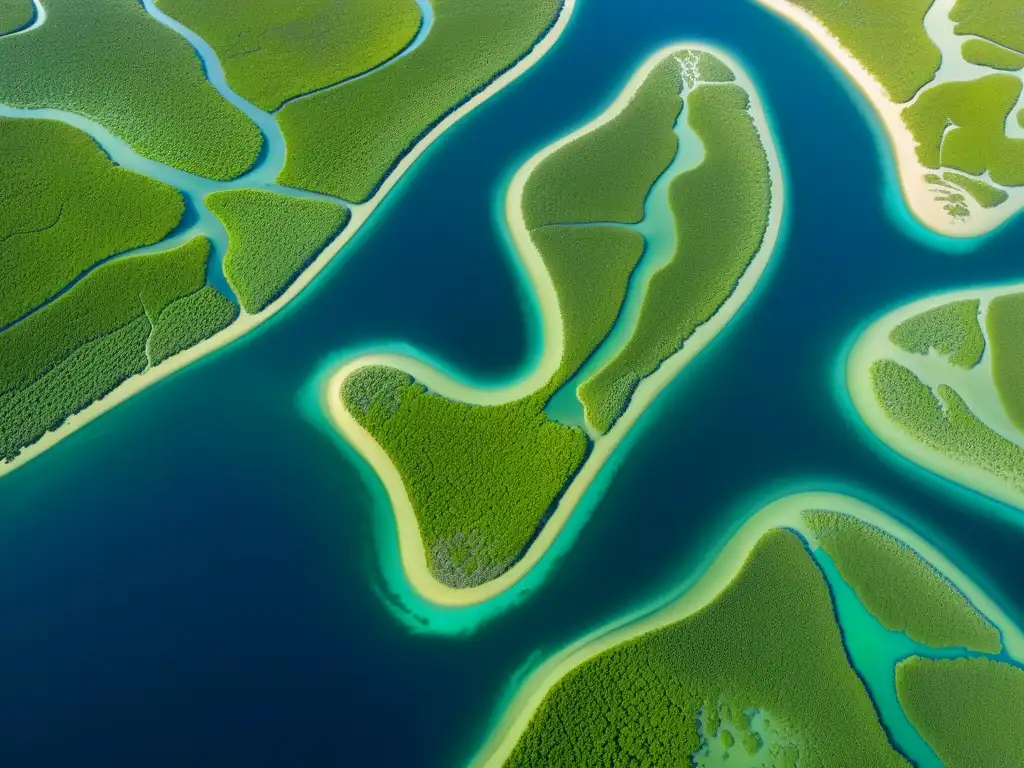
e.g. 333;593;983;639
3;0;1024;765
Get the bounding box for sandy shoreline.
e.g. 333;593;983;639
467;490;1024;767
0;0;577;480
323;43;786;608
846;284;1024;512
753;0;1020;238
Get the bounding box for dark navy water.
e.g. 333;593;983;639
3;0;1024;765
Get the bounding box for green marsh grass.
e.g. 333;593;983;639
156;0;421;111
505;531;909;767
0;0;262;178
961;38;1024;71
903;76;1024;186
897;657;1024;768
951;0;1024;56
343;366;587;588
985;292;1024;433
889;299;985;369
533;226;646;394
208;189;349;314
277;0;563;201
0;118;184;327
579;83;771;434
871;359;1024;494
0;238;209;396
943;171;1009;208
804;510;1001;652
0;238;224;461
149;286;239;365
522;58;683;228
787;0;939;103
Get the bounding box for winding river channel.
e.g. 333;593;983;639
1;0;1024;765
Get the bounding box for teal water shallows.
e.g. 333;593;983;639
3;0;1024;766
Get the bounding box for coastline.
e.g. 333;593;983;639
846;284;1024;512
466;491;1024;768
0;0;577;480
323;43;786;609
752;0;1020;238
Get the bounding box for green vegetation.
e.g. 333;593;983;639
888;299;985;369
0;118;184;328
682;51;736;86
0;0;262;179
504;530;908;767
579;83;771;433
985;292;1024;433
944;171;1009;208
343;366;587;588
532;226;645;393
788;0;939;103
871;359;1024;494
0;239;217;462
0;0;33;35
208;190;349;314
951;0;1024;56
804;510;1001;652
903;75;1024;186
897;657;1024;768
277;0;563;201
149;286;239;365
155;0;422;111
961;38;1024;71
0;318;151;462
522;58;684;228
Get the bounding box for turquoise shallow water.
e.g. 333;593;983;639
2;0;1024;764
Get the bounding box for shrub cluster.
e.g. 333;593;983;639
888;298;985;369
804;509;1001;652
149;285;239;365
0;0;33;35
961;38;1024;72
342;365;588;588
0;118;184;327
521;58;684;228
943;171;1009;208
208;189;350;313
505;531;910;767
579;83;772;433
789;0;939;103
871;359;1024;494
277;0;563;201
156;0;421;112
0;0;262;179
903;75;1024;186
896;657;1024;768
985;291;1024;432
951;0;1024;58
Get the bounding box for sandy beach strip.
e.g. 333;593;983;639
323;43;786;608
0;0;577;480
753;0;1023;238
846;284;1024;513
466;490;1024;768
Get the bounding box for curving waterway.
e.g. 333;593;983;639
1;0;1024;765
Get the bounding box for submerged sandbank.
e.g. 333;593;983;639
324;43;786;609
467;490;1024;768
0;0;577;480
